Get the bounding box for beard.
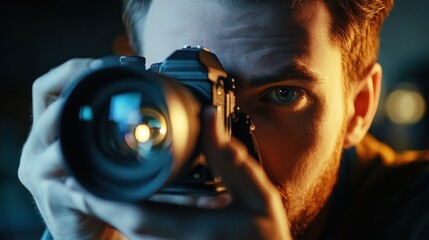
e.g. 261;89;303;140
275;125;346;238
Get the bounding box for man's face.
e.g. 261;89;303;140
139;0;347;230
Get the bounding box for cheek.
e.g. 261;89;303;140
249;92;346;185
251;105;320;184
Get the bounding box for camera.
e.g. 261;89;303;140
60;46;260;202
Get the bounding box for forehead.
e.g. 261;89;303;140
140;0;334;81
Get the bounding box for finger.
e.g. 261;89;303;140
31;180;103;237
68;190;217;239
148;193;231;209
26;98;65;153
19;99;66;191
202;106;278;212
19;140;66;192
32;58;102;121
33;140;66;179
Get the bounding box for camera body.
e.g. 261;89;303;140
60;46;259;202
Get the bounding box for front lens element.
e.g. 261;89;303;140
100;92;169;163
123;107;168;159
134;123;151;143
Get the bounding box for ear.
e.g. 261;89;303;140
343;63;382;148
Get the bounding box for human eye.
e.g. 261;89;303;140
262;86;305;105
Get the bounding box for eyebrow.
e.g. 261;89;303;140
244;62;324;89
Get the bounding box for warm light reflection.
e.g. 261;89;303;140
385;89;427;125
160;127;167;135
135;124;151;143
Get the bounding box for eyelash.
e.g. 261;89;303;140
262;86;305;105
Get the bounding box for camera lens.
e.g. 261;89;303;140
97;92;168;164
60;66;201;201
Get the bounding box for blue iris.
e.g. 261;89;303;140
275;88;295;103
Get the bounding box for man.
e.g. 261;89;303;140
18;0;429;239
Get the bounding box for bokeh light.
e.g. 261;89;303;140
385;88;427;125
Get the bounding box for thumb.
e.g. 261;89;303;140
201;106;277;212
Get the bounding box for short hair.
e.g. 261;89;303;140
327;0;394;88
122;0;394;86
121;0;148;54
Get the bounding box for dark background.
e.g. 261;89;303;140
0;0;428;239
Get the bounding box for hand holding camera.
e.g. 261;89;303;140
18;48;291;239
60;46;260;201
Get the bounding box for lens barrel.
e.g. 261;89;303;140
60;63;201;201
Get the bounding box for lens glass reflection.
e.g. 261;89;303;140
134;123;151;143
101;92;168;162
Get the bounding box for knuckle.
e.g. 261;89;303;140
18;144;31;187
31;76;44;96
63;58;81;69
18;141;48;191
17;164;27;187
62;58;90;71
